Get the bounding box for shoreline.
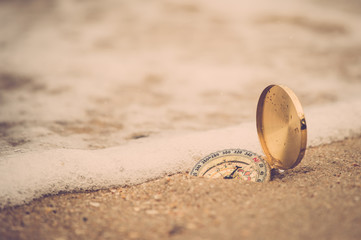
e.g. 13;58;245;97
1;137;360;240
1;0;361;239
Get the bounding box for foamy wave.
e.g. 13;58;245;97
0;99;360;208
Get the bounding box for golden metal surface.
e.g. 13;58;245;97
256;85;307;170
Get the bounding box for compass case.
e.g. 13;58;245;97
256;85;307;170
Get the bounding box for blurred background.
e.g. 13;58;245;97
0;0;360;155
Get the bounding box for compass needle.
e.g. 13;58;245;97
224;166;242;179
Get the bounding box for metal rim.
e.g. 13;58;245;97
256;85;307;170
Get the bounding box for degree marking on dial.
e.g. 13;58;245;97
202;160;249;176
190;149;271;182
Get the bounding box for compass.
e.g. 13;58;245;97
190;149;270;182
190;85;307;182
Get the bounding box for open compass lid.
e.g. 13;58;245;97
256;85;307;170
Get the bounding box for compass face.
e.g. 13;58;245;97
190;149;270;182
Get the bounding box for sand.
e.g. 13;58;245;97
1;137;360;240
1;0;361;239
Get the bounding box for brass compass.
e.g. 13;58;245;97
190;85;307;182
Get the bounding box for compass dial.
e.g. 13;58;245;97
190;149;270;182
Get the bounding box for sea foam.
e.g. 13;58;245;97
0;99;360;208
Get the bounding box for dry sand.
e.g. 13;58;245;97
1;0;361;239
1;137;360;240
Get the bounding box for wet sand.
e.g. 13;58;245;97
1;0;361;239
1;137;360;240
1;0;361;155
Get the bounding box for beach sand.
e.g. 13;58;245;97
1;0;361;239
1;137;360;240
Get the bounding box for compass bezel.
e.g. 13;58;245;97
190;149;271;182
